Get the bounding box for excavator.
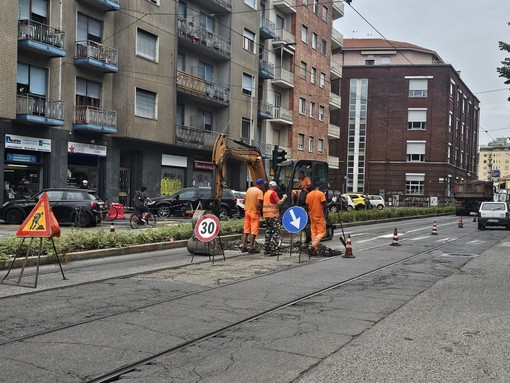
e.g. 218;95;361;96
187;134;334;254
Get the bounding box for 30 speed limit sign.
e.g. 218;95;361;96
194;214;221;242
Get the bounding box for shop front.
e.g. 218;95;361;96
161;154;186;196
4;134;50;201
192;160;213;187
67;141;107;193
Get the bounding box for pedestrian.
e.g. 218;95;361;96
305;182;336;255
263;181;287;256
79;180;89;189
241;178;265;254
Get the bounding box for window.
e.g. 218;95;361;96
135;88;157;119
136;28;158;61
408;109;427;130
242;73;254;96
309;136;314;152
406;141;425;162
312;33;318;50
319;72;326;88
406;173;425;195
17;62;47;96
448;111;453;133
77;13;102;43
321;38;327;55
241;117;251;139
243;28;255;52
301;25;308;43
298;133;305;150
310;102;316;118
302;0;308;7
365;59;375;66
76;77;100;107
198;110;212;131
300;61;307;79
177;53;185;71
244;0;256;8
312;0;319;14
176;103;184;125
322;6;328;22
408;79;428;97
146;0;159;5
19;0;48;24
299;97;306;114
311;67;317;84
319;105;325;121
380;56;391;65
318;138;324;154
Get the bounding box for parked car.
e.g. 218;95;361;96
477;201;510;230
0;188;104;227
344;193;366;210
151;187;238;219
232;190;246;217
326;191;355;212
368;195;385;210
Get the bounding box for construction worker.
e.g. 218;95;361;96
263;181;287;256
241;178;265;254
292;171;311;204
305;182;336;255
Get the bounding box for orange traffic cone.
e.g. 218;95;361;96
342;234;355;258
390;228;401;246
431;221;438;235
458;217;464;228
110;221;115;233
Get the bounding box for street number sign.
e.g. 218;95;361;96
194;214;221;242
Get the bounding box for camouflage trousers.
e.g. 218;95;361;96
264;216;282;253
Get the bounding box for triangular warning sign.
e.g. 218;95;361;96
16;192;60;238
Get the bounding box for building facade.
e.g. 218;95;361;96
0;0;343;206
478;138;510;191
329;39;480;204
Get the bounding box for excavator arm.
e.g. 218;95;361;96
211;134;268;215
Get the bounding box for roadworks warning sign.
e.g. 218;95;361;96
16;192;60;238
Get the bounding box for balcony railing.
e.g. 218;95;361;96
272;67;294;88
273;0;297;13
272;107;293;124
18;20;65;49
176;125;217;149
274;28;296;47
79;0;120;11
177;71;230;103
259;17;276;39
332;28;344;50
177;17;231;59
75;40;118;71
332;1;344;19
259;59;275;79
330;60;342;80
328;123;340;139
327;155;339;169
211;0;232;11
74;106;117;128
258;101;274;119
16;94;64;124
329;93;341;110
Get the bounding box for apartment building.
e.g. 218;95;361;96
0;0;342;206
330;39;480;204
478;138;510;187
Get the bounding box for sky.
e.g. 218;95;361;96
334;0;510;147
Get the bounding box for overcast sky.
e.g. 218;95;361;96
334;0;510;147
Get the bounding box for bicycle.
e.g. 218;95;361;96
100;200;119;222
130;202;157;229
182;198;204;218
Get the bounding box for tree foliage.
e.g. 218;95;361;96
497;22;510;101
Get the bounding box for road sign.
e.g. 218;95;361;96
194;214;221;242
282;206;308;233
16;192;60;238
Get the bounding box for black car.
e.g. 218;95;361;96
151;187;238;219
0;188;105;227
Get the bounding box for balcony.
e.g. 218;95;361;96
259;17;277;40
177;17;231;60
273;0;297;14
258;101;273;119
329;93;341;110
328;123;340;139
330;60;342;80
74;41;118;73
270;107;293;125
259;59;275;80
78;0;120;12
177;71;230;105
73;106;117;134
332;28;344;50
18;20;65;58
273;28;296;48
15;95;64;126
175;125;217;149
193;0;232;12
327;155;339;169
272;67;294;88
332;1;344;20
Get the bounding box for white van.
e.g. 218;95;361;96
477;201;510;230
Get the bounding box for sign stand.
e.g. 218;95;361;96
280;206;309;263
190;213;225;264
0;193;66;289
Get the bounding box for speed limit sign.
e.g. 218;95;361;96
194;214;221;242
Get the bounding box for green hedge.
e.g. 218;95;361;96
0;207;454;262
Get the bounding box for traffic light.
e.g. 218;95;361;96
272;145;288;168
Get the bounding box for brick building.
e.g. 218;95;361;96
329;39;480;205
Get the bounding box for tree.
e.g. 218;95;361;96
497;22;510;101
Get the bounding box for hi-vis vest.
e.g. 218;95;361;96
263;191;279;218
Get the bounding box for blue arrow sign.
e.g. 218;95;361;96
282;206;308;233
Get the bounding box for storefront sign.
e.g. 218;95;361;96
68;142;107;157
5;134;51;152
6;153;37;163
194;160;213;171
162;154;187;167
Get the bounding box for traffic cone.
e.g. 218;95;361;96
431;221;438;235
472;215;477;222
458;216;464;228
110;222;115;233
390;228;401;246
341;234;355;258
